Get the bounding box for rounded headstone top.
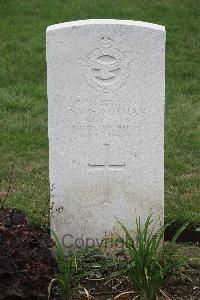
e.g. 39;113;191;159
46;19;165;33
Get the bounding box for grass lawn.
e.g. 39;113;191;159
0;0;199;228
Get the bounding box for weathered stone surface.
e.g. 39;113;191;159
46;19;165;248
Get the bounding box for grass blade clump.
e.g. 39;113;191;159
118;214;189;300
49;232;77;300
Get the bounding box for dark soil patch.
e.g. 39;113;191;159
165;223;200;243
0;208;199;300
0;208;56;299
68;264;200;300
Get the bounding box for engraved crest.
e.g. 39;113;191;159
84;36;129;93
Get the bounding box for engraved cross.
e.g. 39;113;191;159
88;144;125;204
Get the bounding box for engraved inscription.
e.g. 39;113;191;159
84;36;129;93
71;124;139;139
88;144;125;204
67;97;143;139
68;98;143;118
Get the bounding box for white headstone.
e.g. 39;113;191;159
47;19;165;248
